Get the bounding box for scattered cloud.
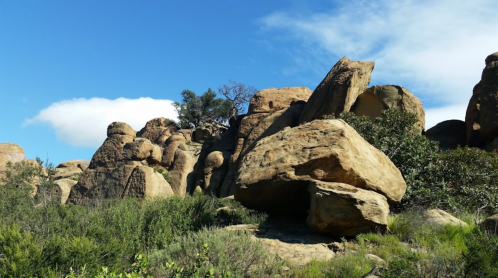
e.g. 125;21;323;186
260;0;498;116
25;97;178;147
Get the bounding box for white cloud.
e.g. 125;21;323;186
25;97;178;147
260;0;498;114
425;104;467;130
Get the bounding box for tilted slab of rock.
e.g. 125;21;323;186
307;181;389;237
466;52;498;148
235;119;406;215
248;87;312;114
52;160;90;180
351;85;425;133
422;209;467;227
299;57;374;124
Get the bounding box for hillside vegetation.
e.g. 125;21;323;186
2;110;498;277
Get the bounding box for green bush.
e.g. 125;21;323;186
462;228;498;277
149;228;283;277
336;110;498;213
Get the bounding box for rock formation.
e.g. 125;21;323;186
466;52;498;150
351;85;425;133
299;57;375;124
425;120;466;150
0;143;26;179
67;119;181;205
64;56;414;237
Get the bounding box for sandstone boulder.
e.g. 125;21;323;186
307;181;389;237
235;119;406;215
248;87;312;114
466;52;498;149
193;122;227;143
52;160;90;181
299;57;375;124
422;209;468;227
351;85;425;133
0;143;26;179
425;120;466;150
203;151;230;195
137;117;178;145
53;178;78;204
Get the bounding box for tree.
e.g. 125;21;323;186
173;89;231;129
218;79;257;119
174;81;257;129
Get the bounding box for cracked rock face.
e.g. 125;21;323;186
235;119;406;218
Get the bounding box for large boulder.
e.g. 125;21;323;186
299;57;375;124
193;122;227;143
53;178;78;204
307;181;389;236
248;87;312;115
0;143;26;179
466;52;498;149
235;119;406;215
351;85;425;133
425;120;466;150
203;151;230;195
89;122;136;169
422;209;468;227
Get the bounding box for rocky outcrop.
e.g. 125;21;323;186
307;181;389;236
466;52;498;150
67;122;180;204
299;57;375;124
203;151;230;195
351;85;425;133
425;120;466;150
0;143;26;179
248;87;312;114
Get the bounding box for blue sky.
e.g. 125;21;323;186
1;0;497;165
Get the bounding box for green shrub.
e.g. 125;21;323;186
336;110;498;213
462;228;498;277
149;228;283;277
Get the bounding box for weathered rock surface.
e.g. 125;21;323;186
235;119;406;215
52;160;90;181
0;143;26;179
67;121;179;204
425;120;466;150
248;87;312;114
204;151;229;195
53;178;78;204
466;52;498;149
307;181;389;237
137;117;177;145
422;209;468;227
193;123;227;143
351;85;425;133
299;57;375;124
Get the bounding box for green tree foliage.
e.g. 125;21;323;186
174;81;256;129
173;89;231;129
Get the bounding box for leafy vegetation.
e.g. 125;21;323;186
173;80;256;129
